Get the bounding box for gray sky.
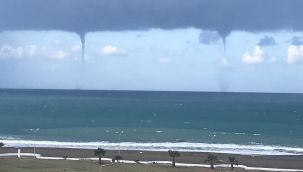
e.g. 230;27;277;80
0;0;303;93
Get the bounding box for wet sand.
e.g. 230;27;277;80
1;147;303;170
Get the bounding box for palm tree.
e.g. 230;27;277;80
168;150;180;167
205;153;220;169
94;148;106;164
228;157;239;170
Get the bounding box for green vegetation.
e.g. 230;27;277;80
168;150;180;167
205;153;220;169
94;148;106;164
0;158;250;172
228;157;239;170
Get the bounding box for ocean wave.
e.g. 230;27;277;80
253;133;261;136
234;132;246;135
0;136;20;140
1;139;303;156
155;130;164;133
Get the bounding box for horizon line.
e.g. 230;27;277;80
0;87;302;95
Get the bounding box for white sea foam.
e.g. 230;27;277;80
234;132;246;135
1;139;303;156
253;133;262;136
0;136;19;140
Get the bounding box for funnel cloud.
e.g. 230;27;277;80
1;0;303;93
1;0;302;68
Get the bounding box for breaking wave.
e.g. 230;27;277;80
1;139;303;156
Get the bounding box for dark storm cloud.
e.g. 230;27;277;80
0;0;303;36
291;36;303;45
258;36;276;46
199;31;221;44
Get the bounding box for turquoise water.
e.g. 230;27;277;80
0;89;303;154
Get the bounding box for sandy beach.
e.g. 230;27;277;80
1;147;303;170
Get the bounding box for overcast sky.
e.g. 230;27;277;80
0;0;303;93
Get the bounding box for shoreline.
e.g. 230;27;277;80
2;139;303;156
1;147;303;170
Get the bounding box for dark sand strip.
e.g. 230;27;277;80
1;147;303;169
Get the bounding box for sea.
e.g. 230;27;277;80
0;89;303;155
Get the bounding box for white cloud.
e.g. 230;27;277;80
52;50;71;59
219;58;233;68
242;46;266;64
100;45;125;56
70;44;81;52
0;44;75;60
0;44;38;59
158;57;172;64
287;45;303;64
0;45;15;59
27;45;38;56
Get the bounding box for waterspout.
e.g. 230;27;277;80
78;33;86;68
